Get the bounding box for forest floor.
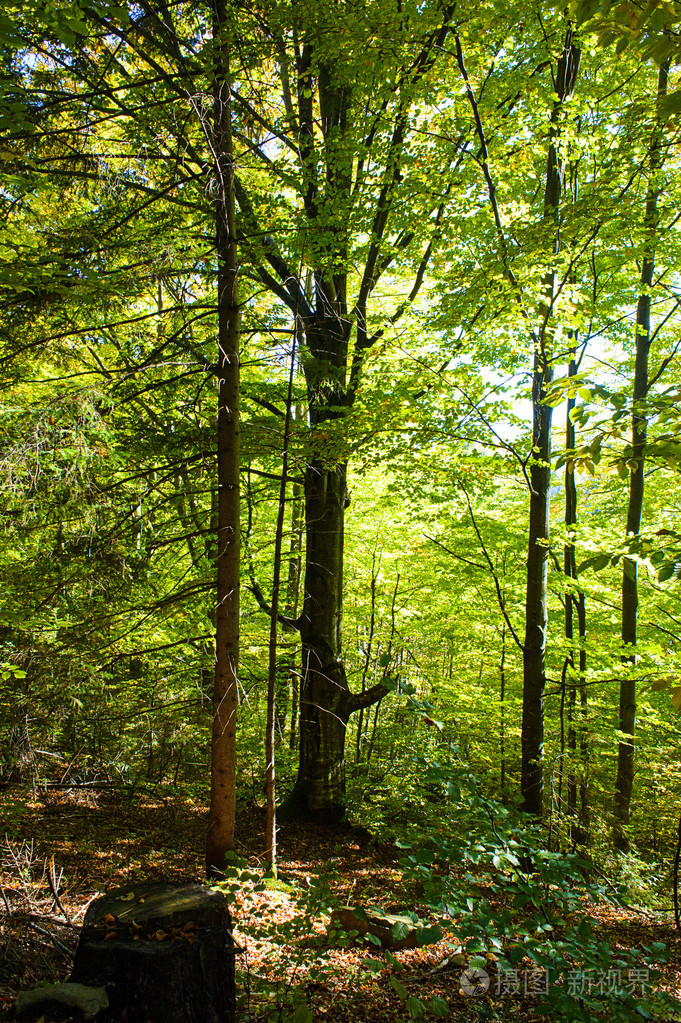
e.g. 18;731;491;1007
1;785;680;1022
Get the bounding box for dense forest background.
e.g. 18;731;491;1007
3;1;681;1015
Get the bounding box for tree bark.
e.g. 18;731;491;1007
206;0;240;877
521;31;581;818
280;451;352;823
265;337;297;868
565;341;589;846
613;60;668;853
285;478;304;750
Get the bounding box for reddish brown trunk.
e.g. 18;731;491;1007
206;0;240;878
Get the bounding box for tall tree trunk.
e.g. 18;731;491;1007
206;0;241;878
564;339;589;846
499;622;506;794
254;17;452;821
281;449;351;822
264;337;298;869
521;32;581;818
285;479;304;751
356;558;379;764
613;60;668;853
280;342;385;821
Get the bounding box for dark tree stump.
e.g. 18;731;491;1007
69;882;236;1023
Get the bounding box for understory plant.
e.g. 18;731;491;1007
398;752;677;1021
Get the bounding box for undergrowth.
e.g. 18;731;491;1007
214;750;681;1022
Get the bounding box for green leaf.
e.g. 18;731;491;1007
389;975;408;1000
406;996;424;1018
384;950;401;971
361;957;383;974
661;91;681;116
417;924;443;945
658;562;676;582
429;996;449;1017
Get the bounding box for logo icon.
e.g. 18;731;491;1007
460;967;490;997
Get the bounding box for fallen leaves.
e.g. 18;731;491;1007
1;790;680;1023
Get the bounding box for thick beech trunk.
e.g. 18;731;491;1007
206;0;240;877
280;322;386;821
281;458;352;822
521;33;580;818
243;19;452;821
613;61;668;853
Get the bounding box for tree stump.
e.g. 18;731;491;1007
69;882;237;1023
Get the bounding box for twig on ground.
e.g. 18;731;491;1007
47;855;73;926
72;893;100;921
24;918;76;957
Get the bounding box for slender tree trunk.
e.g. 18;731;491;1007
521;32;581;818
365;697;383;773
284;478;303;750
613;61;668;853
499;623;506;793
557;353;577;840
356;559;378;764
577;598;589;841
264;338;298;870
206;0;241;878
564;342;589;846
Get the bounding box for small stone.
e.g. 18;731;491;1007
328;907;419;950
15;982;109;1020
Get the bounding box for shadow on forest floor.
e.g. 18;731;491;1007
1;785;681;1022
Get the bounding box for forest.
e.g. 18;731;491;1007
2;0;681;1019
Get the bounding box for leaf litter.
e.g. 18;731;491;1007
0;785;680;1021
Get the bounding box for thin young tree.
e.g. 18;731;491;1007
613;59;669;854
264;336;298;871
455;24;581;819
520;29;581;818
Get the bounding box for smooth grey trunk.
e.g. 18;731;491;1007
613;61;669;853
280;373;386;821
521;32;581;818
